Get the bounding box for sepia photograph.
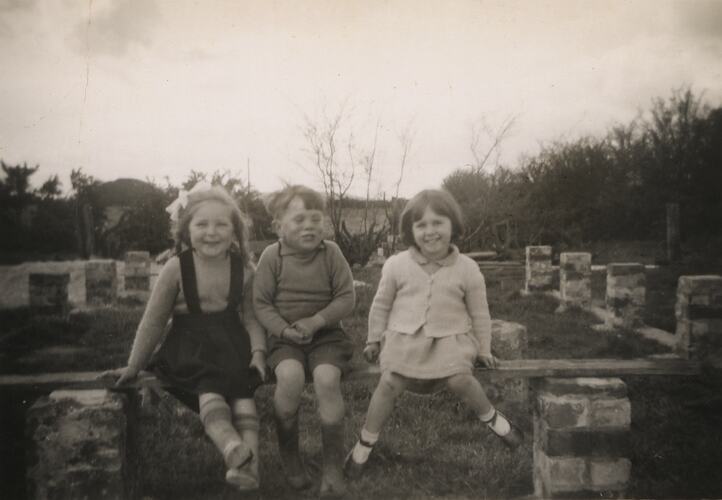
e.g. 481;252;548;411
1;1;721;498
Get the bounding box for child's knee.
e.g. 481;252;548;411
275;360;306;393
377;371;406;398
445;373;476;394
312;365;342;398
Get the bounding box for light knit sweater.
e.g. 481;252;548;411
126;255;266;371
252;240;355;337
367;245;492;356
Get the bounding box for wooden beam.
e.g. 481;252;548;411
0;358;701;392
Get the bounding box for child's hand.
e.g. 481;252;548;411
476;354;497;369
363;342;380;363
282;326;312;345
112;366;140;386
250;351;267;381
292;315;325;338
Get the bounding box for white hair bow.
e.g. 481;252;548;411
165;181;214;222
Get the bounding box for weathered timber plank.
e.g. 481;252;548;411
0;358;701;392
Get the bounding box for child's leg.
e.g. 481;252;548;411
225;398;260;490
312;364;346;497
445;374;522;448
346;371;410;477
273;359;311;489
198;392;252;469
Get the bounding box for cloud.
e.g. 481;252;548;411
675;0;722;39
0;0;36;38
70;0;160;57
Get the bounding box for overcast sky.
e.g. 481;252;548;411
1;0;721;198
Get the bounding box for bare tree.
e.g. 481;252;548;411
469;114;516;173
385;121;415;253
300;105;355;241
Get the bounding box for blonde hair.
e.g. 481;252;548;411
174;185;252;266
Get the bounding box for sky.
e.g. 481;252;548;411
1;0;721;198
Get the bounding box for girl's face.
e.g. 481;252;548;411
188;200;235;259
412;206;452;261
275;196;324;253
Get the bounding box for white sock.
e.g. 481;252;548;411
351;428;379;463
480;408;511;436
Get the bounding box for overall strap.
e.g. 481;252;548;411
226;251;245;311
179;250;203;314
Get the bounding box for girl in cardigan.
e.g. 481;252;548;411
114;184;267;492
345;189;523;477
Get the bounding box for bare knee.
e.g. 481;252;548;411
446;373;476;395
312;365;342;400
376;371;407;399
274;360;305;416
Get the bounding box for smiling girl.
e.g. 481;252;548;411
345;189;523;478
114;184;266;492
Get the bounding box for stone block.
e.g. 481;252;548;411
589;398;631;428
537;377;627;398
29;273;70;314
538;394;588;429
481;320;528;403
589;458;631;489
85;261;118;306
543;429;631;457
26;389;133;500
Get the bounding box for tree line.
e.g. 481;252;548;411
443;89;722;256
1;88;720;265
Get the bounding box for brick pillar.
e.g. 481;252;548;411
480;320;528;404
85;260;118;306
525;246;554;293
26;389;136;500
123;252;150;299
533;378;631;498
29;273;69;315
558;253;591;311
675;275;722;360
666;202;680;263
605;263;646;329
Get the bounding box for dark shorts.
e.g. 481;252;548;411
267;327;354;376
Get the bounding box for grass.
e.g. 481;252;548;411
2;262;722;498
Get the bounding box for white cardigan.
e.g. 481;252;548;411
367;246;492;356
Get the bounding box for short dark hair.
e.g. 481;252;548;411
264;184;326;219
399;189;465;248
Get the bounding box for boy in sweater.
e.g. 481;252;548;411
253;185;355;498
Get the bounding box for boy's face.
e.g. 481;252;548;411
275;196;324;253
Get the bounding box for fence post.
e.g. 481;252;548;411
29;273;70;315
533;377;631;498
26;389;137;500
557;253;591;312
605;263;646;329
85;261;118;306
480;321;528;404
675;275;722;360
666;202;681;263
525;246;554;293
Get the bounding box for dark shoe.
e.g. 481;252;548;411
274;412;312;490
483;409;523;450
320;422;347;498
343;448;367;480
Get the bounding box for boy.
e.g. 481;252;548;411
253;185;355;498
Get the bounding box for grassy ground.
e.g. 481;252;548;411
2;263;722;498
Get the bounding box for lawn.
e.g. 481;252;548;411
1;263;721;499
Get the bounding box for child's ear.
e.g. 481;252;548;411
271;219;282;235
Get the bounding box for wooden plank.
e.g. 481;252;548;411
0;358;701;392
